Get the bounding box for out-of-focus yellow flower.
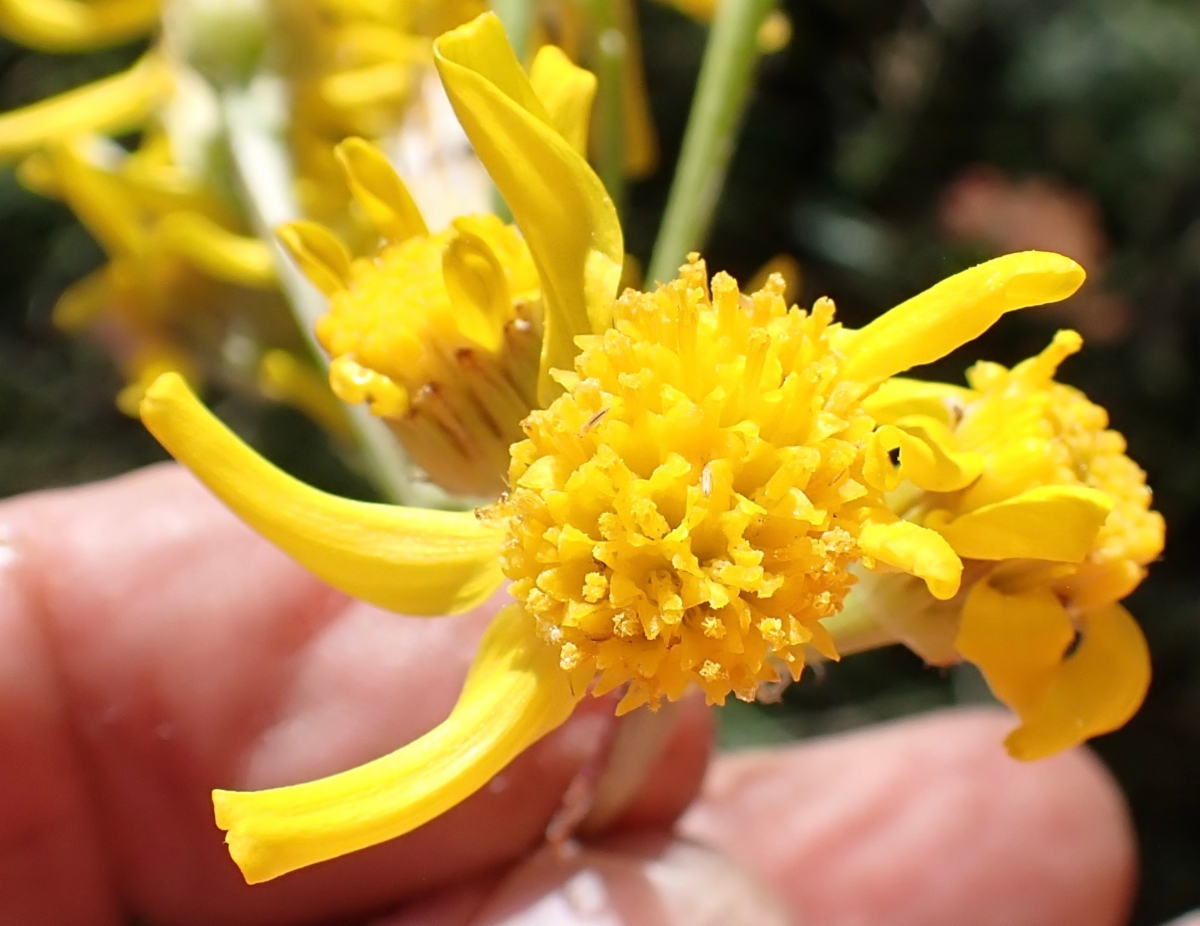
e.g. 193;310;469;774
18;133;345;424
855;330;1164;759
136;12;1090;886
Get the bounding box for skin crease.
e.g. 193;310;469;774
0;463;1147;926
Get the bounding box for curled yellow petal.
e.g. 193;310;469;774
48;141;146;257
957;580;1150;760
0;0;157;53
865;418;984;493
956;579;1075;718
862;377;973;428
214;603;583;883
0;53;171;163
859;519;963;600
1004;602;1151;761
528;45;597;156
434;13;624;405
335;137;428;243
926;485;1114;563
157;212;276;288
277;220;353;297
139;373;505;616
841;252;1086;383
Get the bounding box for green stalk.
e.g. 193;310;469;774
490;0;536;61
220;87;443;508
584;0;627;214
647;0;777;284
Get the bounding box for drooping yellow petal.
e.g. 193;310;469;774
956;579;1074;717
434;13;624;405
156;212;277;288
859;519;963;600
140;373;505;616
865;418;984;493
213;603;584;883
0;53;171;163
1004;602;1151;760
277;221;353;297
335;137;428;243
0;0;157;53
926;485;1114;563
528;45;597;156
840;252;1086;384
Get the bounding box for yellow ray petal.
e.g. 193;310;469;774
956;579;1074;717
926;485;1114;563
1004;602;1151;761
214;603;584;883
434;13;624;405
840;252;1086;384
862;377;973;428
156;212;277;288
335;137;428;243
859;519;963;600
49;141;147;258
0;53;171;163
140;373;505;616
528;45;597;156
276;221;353;297
865;418;984;493
0;0;157;53
51;266;112;331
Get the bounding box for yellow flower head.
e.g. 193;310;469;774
861;331;1164;759
137;11;1089;887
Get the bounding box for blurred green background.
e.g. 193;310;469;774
1;1;1197;922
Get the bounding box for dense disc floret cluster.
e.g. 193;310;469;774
496;257;894;712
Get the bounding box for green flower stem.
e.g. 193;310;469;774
584;0;628;214
647;0;777;284
220;86;443;508
490;0;536;62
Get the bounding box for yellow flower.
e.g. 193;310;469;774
855;330;1164;759
19;133;349;428
138;12;1087;884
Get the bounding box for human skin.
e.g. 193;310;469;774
0;464;1137;925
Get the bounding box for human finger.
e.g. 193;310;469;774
0;464;711;925
683;707;1136;926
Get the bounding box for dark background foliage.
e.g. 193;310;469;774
1;0;1197;921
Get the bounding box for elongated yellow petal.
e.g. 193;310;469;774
277;221;353;297
840;252;1086;383
49;141;147;258
435;13;624;405
140;373;505;615
0;0;157;53
51;266;111;331
926;485;1113;563
0;53;171;163
335;137;428;243
528;45;597;156
859;519;963;600
956;579;1074;717
214;603;584;883
865;418;983;493
156;212;276;288
1004;602;1150;760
